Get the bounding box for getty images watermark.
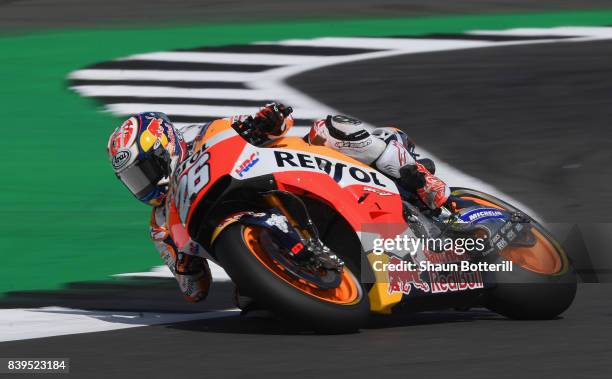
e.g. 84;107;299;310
370;235;513;273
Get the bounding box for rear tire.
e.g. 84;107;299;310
484;245;577;319
452;188;577;320
214;224;370;333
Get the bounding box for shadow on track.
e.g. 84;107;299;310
1;277;572;335
0;278;235;313
165;308;507;335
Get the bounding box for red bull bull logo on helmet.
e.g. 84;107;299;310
139;117;169;152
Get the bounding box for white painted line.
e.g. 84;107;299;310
115;261;231;282
469;26;612;38
272;37;493;51
106;103;323;119
123;51;333;66
69;69;259;82
0;307;239;342
72;86;269;100
114;265;174;278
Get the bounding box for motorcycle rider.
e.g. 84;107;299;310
107;103;449;304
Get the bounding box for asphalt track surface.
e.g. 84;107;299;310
291;39;612;225
2;1;612;378
0;284;610;378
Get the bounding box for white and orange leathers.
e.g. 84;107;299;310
150;204;212;303
148;121;213;303
308;115;450;209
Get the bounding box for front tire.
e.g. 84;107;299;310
214;224;370;333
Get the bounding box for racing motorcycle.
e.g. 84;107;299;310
167;119;577;333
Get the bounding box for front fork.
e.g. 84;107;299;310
262;191;317;240
262;191;344;271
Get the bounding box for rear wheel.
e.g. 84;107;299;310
214;223;370;332
452;188;577;320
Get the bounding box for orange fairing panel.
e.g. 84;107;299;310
171;127;406;245
273;171;405;232
193;119;235;151
184;135;247;225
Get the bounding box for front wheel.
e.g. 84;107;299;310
214;224;370;333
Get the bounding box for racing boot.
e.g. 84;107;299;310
160;250;212;303
399;162;450;210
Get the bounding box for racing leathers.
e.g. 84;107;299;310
151;108;449;304
150;201;212;303
308;115;450;210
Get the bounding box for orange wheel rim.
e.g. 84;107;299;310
459;196;504;210
501;228;562;274
459;194;563;275
242;226;362;305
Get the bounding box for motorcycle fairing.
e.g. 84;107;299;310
165;118;465;314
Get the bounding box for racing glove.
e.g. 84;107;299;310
253;102;293;138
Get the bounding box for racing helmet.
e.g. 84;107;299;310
107;112;187;206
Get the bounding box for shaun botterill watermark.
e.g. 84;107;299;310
370;235;513;273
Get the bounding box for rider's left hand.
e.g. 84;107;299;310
254;102;293;136
399;164;427;191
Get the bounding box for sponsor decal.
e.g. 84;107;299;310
235;152;260;177
111;149;131;170
274;151;387;188
265;214;289;233
167;123;177;156
423;250;467;264
387;256;430;295
489;219;525;255
290;242;305;255
334;139;372;149
140;117;169;152
363;186;393;196
385;253;486;295
460;208;505;223
429;270;484;293
109;118;136;156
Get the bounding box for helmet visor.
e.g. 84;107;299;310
117;158;165;200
